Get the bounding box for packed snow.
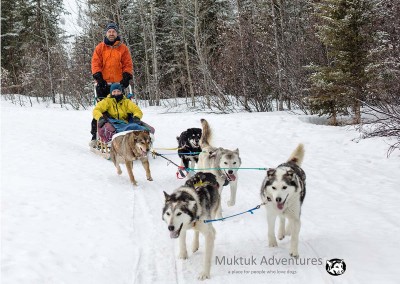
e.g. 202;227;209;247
1;98;399;284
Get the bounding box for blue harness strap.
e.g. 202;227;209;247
203;204;264;224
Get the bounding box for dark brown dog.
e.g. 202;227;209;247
110;131;153;185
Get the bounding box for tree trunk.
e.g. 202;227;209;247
42;9;55;103
353;95;361;124
235;0;250;111
331;103;337;126
181;1;195;107
271;0;283;111
150;1;160;106
194;0;210;109
139;0;151;104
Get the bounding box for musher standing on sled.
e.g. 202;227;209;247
89;22;134;147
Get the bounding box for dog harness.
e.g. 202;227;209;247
193;180;219;191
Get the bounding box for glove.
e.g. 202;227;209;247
98;117;107;128
120;72;132;88
132;116;141;123
93;72;107;89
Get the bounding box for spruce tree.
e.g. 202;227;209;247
310;0;374;124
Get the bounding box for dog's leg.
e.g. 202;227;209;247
267;211;278;247
278;216;286;240
141;158;153;181
289;218;301;258
110;150;122;175
178;229;188;259
125;160;137;185
215;185;223;219
216;203;223;219
285;219;292;236
116;164;122;175
182;157;189;169
113;160;122;175
227;180;238;207
188;158;195;177
192;230;199;253
198;224;216;280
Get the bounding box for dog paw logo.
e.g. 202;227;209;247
326;259;346;276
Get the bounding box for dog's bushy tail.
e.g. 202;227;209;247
287;143;305;166
200;119;212;148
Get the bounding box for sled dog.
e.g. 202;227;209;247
110;130;153;185
177;128;202;174
162;172;220;280
197;119;241;212
260;144;306;257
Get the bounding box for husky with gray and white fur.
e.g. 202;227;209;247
162;172;220;280
260;144;306;258
197;119;241;215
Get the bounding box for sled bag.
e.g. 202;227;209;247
98;122;116;143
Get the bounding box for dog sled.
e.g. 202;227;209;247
89;83;155;159
90;118;155;159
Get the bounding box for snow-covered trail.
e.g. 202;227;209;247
1;100;399;284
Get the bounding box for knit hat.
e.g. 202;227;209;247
105;22;119;33
110;83;122;93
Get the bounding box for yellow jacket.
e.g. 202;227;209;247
93;95;143;122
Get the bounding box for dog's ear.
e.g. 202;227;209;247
234;148;239;154
213;149;224;162
163;191;170;201
209;151;217;158
285;170;294;179
284;170;298;186
262;169;275;191
184;178;195;188
130;131;139;142
267;168;276;178
199;173;207;180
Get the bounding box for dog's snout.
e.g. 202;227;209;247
228;170;233;174
168;225;175;231
276;197;282;203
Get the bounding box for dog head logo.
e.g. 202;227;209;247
326;259;346;276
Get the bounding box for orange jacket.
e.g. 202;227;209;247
91;40;133;83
